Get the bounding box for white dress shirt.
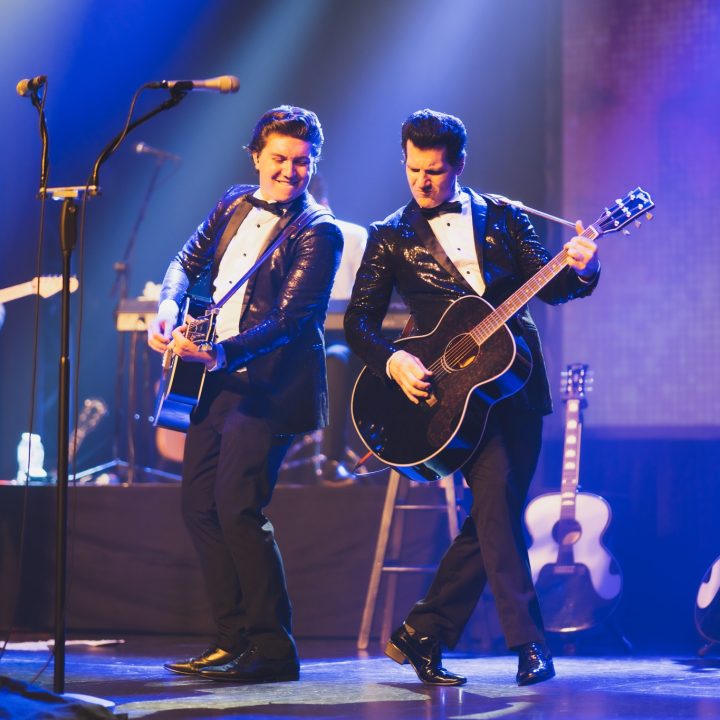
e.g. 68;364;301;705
213;194;282;342
426;190;485;296
210;193;284;371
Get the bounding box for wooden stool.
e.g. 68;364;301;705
357;469;461;650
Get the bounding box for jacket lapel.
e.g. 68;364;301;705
238;195;310;325
407;195;487;294
466;188;488;282
212;196;253;279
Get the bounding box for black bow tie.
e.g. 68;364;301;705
419;200;463;219
246;195;288;216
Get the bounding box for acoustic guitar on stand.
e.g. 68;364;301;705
525;363;622;632
695;555;720;655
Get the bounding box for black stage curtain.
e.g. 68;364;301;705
1;433;718;652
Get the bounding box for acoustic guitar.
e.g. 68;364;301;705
153;297;216;432
525;363;622;632
695;555;720;653
351;188;654;482
69;397;108;465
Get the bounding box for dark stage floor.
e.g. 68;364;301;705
1;636;719;719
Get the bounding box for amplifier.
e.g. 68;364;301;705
116;298;157;332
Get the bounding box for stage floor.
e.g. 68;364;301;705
1;636;719;719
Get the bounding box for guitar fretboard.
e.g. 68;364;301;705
469;227;599;346
560;398;583;521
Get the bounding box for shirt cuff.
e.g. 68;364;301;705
576;263;600;284
208;343;227;372
157;298;180;322
385;350;399;379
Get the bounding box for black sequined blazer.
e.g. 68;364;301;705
344;188;599;416
159;184;343;434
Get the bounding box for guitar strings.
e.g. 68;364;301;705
425;218;599;379
423;246;577;381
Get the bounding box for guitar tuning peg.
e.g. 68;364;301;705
634;220;642;229
622;228;631;235
645;212;653;221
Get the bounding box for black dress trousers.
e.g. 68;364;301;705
406;403;546;650
180;372;296;660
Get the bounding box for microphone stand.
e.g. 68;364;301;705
34;86;190;695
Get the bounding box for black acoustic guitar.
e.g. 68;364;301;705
525;364;622;632
351;188;654;482
153;298;216;432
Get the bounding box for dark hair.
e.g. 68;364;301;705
246;105;324;158
401;109;467;167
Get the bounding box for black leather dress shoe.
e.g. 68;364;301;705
164;647;238;676
516;642;555;686
385;623;466;686
199;645;299;683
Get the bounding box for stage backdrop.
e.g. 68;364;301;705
559;0;720;431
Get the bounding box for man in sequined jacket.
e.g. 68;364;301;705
148;106;342;684
344;109;600;687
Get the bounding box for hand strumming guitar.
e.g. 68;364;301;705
169;322;218;369
388;349;433;404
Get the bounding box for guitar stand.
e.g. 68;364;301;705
279;431;324;482
278;430;365;485
698;641;715;657
551;618;632;656
610;619;633;654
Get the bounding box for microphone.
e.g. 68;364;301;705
147;75;239;94
135;142;181;162
16;75;47;97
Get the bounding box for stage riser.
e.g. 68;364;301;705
0;484;454;640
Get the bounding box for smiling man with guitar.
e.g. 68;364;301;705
147;106;342;684
344;109;601;687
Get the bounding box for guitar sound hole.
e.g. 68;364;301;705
443;334;479;372
552;519;582;546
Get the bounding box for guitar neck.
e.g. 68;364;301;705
559;398;583;521
470;226;599;344
0;281;34;304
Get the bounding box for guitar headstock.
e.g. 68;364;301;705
592;187;655;237
31;275;80;298
560;363;593;406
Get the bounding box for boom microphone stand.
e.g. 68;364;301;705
22;74;239;694
24;81;193;695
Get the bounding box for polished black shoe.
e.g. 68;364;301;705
164;647;239;676
516;642;555;686
198;645;299;683
385;623;466;686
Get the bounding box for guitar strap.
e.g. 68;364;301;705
399;316;415;339
212;205;332;311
